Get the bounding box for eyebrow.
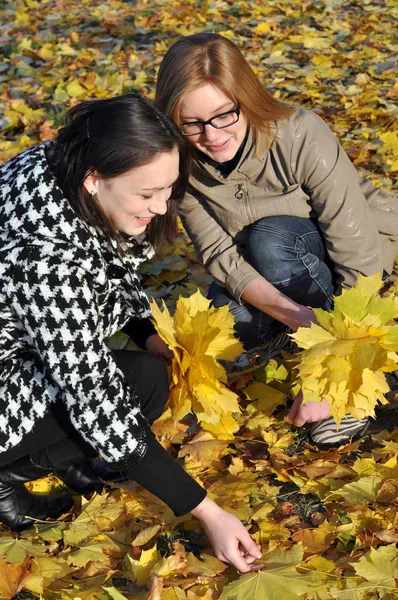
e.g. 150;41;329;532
181;101;234;121
140;176;179;192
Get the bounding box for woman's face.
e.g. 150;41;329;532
84;149;180;236
179;83;247;162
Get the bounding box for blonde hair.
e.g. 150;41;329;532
156;33;296;154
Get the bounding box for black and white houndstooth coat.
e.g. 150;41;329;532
0;144;156;463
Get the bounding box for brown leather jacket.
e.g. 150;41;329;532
180;107;398;299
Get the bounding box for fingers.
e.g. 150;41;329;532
286;396;301;421
203;508;263;574
293;399;331;427
240;543;262;563
161;349;173;365
286;391;303;422
244;555;257;564
286;404;297;421
222;534;262;573
239;549;260;565
227;551;263;573
248;562;264;571
294;403;315;427
230;553;256;573
237;532;262;561
293;411;307;427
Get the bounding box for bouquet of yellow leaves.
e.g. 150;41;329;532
291;273;398;426
150;290;244;429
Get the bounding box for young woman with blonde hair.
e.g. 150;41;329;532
156;33;398;449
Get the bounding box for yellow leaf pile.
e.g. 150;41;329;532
1;1;398;598
150;290;244;424
291;274;398;425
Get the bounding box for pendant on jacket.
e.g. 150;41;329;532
235;184;244;199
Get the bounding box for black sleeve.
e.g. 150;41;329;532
122;317;157;349
110;433;207;517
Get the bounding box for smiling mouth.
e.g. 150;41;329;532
206;139;229;150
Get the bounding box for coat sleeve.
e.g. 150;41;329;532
11;246;150;464
179;189;261;299
290;110;384;288
121;317;157;348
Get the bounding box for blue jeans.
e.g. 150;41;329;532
208;216;336;349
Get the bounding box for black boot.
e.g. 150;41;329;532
27;453;128;495
53;460;128;495
0;481;73;531
2;453;127;496
0;456;51;485
0;453;125;531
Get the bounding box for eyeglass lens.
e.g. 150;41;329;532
181;108;239;136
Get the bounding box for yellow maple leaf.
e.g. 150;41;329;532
0;558;31;600
292;521;336;556
328;475;383;504
351;544;398;597
201;411;240;440
23;556;73;596
132;524;161;547
253;22;272;35
151;290;243;424
151;554;187;578
291;274;398;425
244;382;287;416
124;546;160;586
289;34;331;49
178;431;229;467
66;80;87;99
219;544;324;600
379;132;398;157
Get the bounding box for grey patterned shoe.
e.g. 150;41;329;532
310;415;370;449
262;328;297;359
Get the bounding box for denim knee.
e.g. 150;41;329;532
246;215;335;307
247;217;322;282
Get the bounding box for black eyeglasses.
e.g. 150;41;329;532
180;104;240;136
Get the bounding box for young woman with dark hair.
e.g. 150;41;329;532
0;94;262;573
156;33;398;449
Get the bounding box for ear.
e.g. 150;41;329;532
83;172;99;197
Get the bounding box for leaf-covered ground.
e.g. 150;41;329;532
1;1;398;599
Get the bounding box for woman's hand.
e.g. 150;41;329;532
286;390;330;427
241;277;319;331
293;305;319;330
191;497;262;573
145;334;173;363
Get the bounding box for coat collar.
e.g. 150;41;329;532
190;127;274;184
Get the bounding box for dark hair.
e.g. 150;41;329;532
51;94;190;252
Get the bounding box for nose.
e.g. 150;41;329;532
202;123;219;142
149;190;169;216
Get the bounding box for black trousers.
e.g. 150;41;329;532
0;351;169;470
